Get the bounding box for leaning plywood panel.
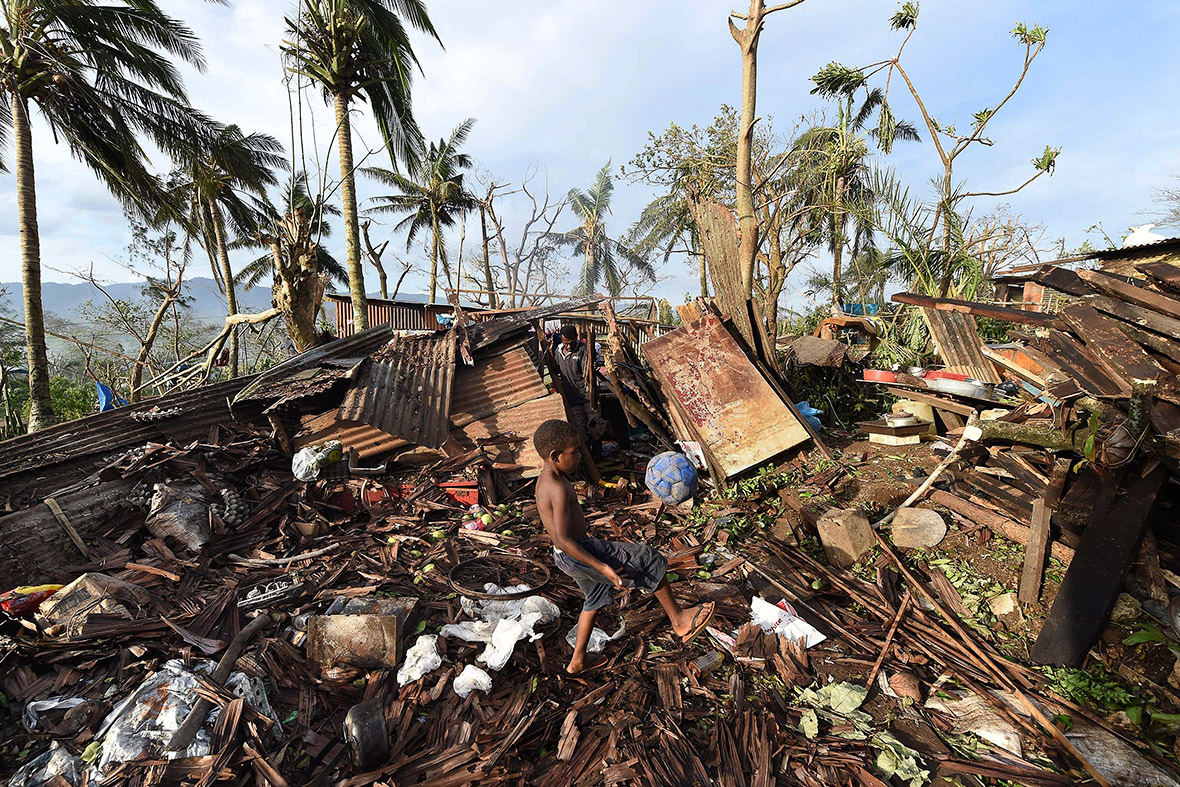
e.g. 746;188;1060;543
642;314;809;478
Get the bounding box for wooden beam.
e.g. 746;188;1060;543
1078;269;1180;320
981;347;1045;388
1058;303;1165;388
1137;260;1180;292
1084;294;1180;340
1031;463;1167;666
890;292;1059;327
929;490;1074;566
1018;499;1051;605
1032;265;1090;297
880;385;977;416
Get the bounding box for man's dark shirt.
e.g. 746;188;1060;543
556;341;589;403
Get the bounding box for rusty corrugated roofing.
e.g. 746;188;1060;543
466;296;602;350
337;330;457;448
450;342;549;428
0;375;260;489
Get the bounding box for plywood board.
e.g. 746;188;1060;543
642;315;808;478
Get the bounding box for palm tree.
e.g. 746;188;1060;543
283;0;439;333
794;89;918;307
549;162;654;296
628;189;704;296
365;118;478;303
174;125;287;377
0;0;216;431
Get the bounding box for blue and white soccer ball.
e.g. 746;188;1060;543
645;451;699;505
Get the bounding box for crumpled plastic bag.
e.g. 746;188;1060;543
925;691;1023;756
36;573;152;638
750;596;826;648
453;664;493;698
292;447;321;482
8;741;81;786
92;658;276;775
439;585;559;672
397;635;443;685
23;696;88;731
564;621;627;653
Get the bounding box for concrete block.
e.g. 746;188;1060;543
816;508;875;568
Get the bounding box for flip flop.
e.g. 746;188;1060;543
565;653;609;676
681;601;716;645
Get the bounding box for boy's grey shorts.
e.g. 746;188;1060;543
553;536;668;611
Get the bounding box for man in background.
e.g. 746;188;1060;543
555;325;592;443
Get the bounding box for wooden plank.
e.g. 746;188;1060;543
891;292;1060;327
929;490;1074;566
1032;330;1129;397
936;409;966;431
1058;302;1165;387
919;307;1002;383
955;471;1038;520
981;347;1045;388
642;315;809;478
1078;269;1180;320
1137;531;1169;606
1137;260;1180;292
1033;265;1090;297
1085;294;1180;340
1031;463;1167;666
881;386;975;416
1018;499;1051;605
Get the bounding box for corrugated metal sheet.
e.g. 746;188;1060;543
0;375;258;485
329;293;463;337
295;410;409;459
449;393;568;477
337;331;456;448
467;296;603;350
919;307;1002;383
234;322;396;403
450;343;549;428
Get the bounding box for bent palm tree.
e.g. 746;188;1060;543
175;125;287;377
628;187;702;296
550;163;654;297
0;0;216;430
365;118;477;303
283;0;438;332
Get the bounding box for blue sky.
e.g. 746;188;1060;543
2;0;1179;313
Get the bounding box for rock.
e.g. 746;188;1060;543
768;516;797;546
816;508;875;568
888;671;923;702
987;592;1024;628
890;508;947;549
1110;593;1143;625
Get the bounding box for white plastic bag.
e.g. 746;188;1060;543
564;621;627;653
292;447;320;482
749;596;826;648
440;585;559;671
397;635;442;686
453;664;493;698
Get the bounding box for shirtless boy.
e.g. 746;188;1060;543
533;419;715;674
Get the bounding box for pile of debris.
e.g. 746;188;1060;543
2;293;1178;785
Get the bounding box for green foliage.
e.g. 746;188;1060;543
889;2;920;31
974;316;1014;343
783;364;893;428
1032;145;1061;173
810;62;868;98
1041;665;1134;711
23;377;97;423
1011;22;1049;45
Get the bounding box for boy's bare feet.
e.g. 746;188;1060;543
566;653;609;675
672;601;716;643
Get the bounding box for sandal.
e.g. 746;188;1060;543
680;601;716;645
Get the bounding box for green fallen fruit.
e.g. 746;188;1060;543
430;529;446;540
410;549;423;558
480;513;495;525
501;529;514;536
423;563;436;573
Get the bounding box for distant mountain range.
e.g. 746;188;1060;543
0;278;435;324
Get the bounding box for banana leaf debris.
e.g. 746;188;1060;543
1;294;1179;785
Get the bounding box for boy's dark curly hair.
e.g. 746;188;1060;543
533;419;579;459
